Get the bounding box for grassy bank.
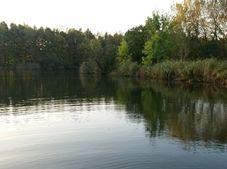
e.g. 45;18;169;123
114;59;227;86
138;59;227;86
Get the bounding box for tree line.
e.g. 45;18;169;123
0;23;122;72
116;0;226;85
118;0;226;66
0;0;226;74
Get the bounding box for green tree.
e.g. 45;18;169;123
125;26;147;64
118;39;130;63
143;13;174;64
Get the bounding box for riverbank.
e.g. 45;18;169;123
113;59;227;87
1;59;226;87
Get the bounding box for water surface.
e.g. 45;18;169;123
0;71;227;169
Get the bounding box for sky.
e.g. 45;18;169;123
0;0;182;33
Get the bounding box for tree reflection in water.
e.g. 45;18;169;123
0;71;226;149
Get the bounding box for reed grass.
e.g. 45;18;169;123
137;59;227;86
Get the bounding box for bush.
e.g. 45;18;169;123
79;61;96;74
138;59;227;85
115;59;139;76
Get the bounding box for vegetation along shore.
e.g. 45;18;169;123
0;0;226;85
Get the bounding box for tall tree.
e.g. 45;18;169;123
125;26;147;64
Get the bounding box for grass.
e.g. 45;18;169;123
137;59;227;86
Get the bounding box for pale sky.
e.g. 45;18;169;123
0;0;182;33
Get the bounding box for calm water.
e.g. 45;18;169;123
0;71;227;169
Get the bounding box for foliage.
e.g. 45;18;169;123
116;0;226;82
142;13;174;65
139;59;227;85
124;26;148;64
114;59;139;77
0;0;226;84
172;0;227;59
117;39;130;63
0;22;122;72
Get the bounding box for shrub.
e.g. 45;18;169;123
79;60;99;74
116;59;139;76
138;59;227;85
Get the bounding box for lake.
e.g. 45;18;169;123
0;71;226;169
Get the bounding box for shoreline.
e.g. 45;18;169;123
113;59;227;88
1;59;226;88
